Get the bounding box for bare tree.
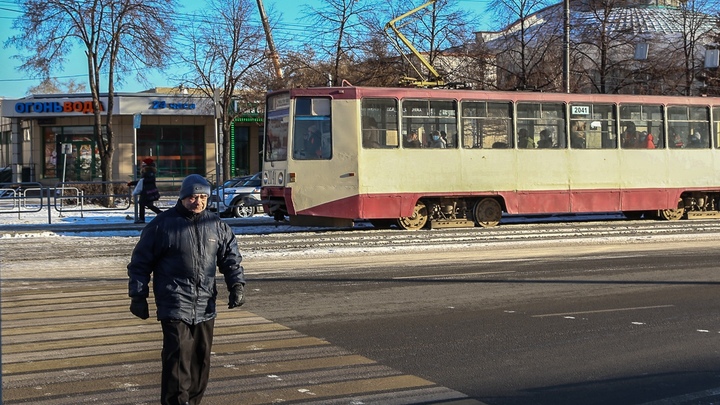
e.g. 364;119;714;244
357;0;479;87
570;0;647;94
179;0;267;183
352;30;408;86
28;77;87;94
302;0;373;86
8;0;177;202
485;0;563;90
671;0;719;95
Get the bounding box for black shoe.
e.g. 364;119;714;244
134;220;145;224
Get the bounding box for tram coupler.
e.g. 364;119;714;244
686;211;720;219
429;219;476;229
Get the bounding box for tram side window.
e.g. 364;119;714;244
461;101;512;149
620;104;664;149
714;107;720;148
667;105;710;149
516;102;566;149
402;99;457;148
361;98;399;149
292;97;332;160
569;103;616;149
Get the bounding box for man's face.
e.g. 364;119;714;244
182;194;208;214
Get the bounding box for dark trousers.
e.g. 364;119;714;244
139;200;162;221
160;319;215;405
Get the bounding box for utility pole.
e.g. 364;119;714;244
256;0;283;80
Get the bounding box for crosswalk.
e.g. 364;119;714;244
2;284;483;404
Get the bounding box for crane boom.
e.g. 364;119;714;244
384;0;444;87
256;0;283;80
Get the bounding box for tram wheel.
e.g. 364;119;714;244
397;201;429;230
473;198;502;228
660;199;685;221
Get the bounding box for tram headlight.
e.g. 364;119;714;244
263;171;268;185
278;172;284;185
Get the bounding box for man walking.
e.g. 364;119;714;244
127;174;246;405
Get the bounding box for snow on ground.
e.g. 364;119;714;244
0;207;304;238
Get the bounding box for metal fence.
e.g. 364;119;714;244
0;180;184;224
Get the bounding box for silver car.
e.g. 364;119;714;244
212;172;264;218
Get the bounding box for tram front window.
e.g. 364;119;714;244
265;93;290;162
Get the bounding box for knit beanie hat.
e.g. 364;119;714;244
179;174;211;200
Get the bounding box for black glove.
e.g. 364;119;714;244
130;297;149;320
228;284;245;309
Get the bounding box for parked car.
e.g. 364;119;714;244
211;172;264;218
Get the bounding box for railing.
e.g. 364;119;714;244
0;180;183;224
0;182;48;222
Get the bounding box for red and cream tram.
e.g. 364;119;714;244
260;86;720;229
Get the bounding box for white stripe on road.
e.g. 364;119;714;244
393;271;516;279
532;305;675;318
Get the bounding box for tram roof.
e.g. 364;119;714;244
272;86;720;105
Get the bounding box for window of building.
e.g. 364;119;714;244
461;101;512;149
137;125;205;178
42;126;102;180
361;98;399;149
232;125;250;177
0;129;10;168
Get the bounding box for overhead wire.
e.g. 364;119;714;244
0;1;484;86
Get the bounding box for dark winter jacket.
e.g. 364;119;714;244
127;201;245;324
139;167;159;204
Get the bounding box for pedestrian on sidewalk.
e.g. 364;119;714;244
132;158;162;223
127;174;246;405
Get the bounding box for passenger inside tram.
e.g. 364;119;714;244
518;128;535;148
686;131;705;148
403;130;421;148
621;122;638;148
537;129;554;148
361;116;381;148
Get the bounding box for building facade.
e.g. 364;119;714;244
476;0;719;95
0;90;262;186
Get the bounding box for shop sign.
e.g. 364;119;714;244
150;100;196;110
14;100;105;114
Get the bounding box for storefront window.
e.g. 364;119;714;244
232;125;250;177
137;125;205;178
42;126;102;181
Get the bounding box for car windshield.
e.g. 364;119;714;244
222;176;250;188
239;173;261;187
241;178;261;187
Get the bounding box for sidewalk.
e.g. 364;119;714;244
0;205;278;236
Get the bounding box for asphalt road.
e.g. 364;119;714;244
245;239;720;405
3;222;720;404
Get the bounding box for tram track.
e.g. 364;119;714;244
3;219;720;266
235;219;720;255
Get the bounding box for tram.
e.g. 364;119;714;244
260;86;720;229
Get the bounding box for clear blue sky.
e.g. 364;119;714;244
0;0;492;99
